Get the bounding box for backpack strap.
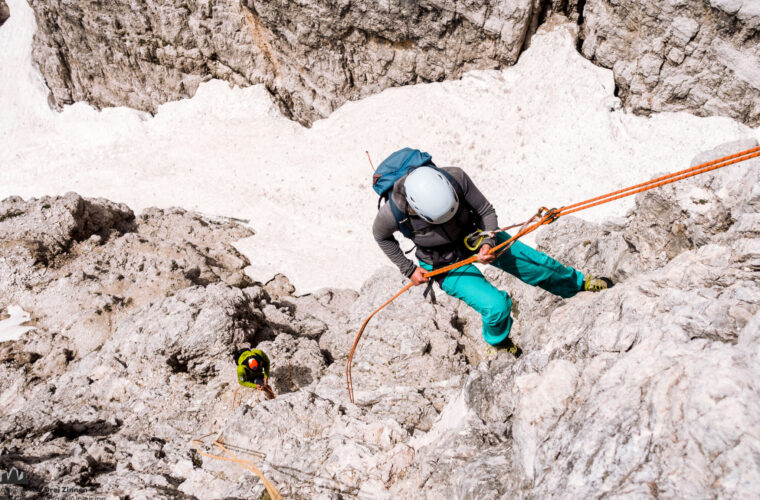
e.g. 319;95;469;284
388;196;414;239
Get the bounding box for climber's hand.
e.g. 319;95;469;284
477;244;496;264
410;267;429;286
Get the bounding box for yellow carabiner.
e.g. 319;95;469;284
464;230;486;251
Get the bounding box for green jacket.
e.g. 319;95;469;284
236;349;270;389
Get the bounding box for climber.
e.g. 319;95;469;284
233;347;276;399
373;160;612;357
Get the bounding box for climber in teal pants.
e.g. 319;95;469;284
373;157;612;357
420;231;584;347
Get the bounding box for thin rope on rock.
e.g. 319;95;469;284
191;435;283;500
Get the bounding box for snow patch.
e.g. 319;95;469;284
409;387;478;450
0;305;35;342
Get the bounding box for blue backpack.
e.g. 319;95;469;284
373;148;463;238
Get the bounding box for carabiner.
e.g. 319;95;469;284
539;207;561;224
464;230;487;251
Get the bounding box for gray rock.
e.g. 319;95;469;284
0;191;477;497
581;0;760;126
25;0;760;128
255;333;326;393
262;273;295;301
0;192;134;267
23;0;760;129
0;0;9;27
28;0;541;126
0;194;253;359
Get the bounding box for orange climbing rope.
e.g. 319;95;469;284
346;145;760;403
191;435;283;500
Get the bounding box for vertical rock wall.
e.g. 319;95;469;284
581;0;760;126
29;0;264;117
29;0;542;125
22;0;760;127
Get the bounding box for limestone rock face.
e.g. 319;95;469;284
0;192;478;498
2;140;760;497
29;0;542;125
0;193;253;357
581;0;760;126
26;0;760;127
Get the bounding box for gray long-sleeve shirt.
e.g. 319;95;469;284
372;167;499;277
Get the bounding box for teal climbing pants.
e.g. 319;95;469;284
420;232;584;347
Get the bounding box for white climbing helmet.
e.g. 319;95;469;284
404;167;459;224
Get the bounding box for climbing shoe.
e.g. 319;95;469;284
486;337;523;359
583;275;614;292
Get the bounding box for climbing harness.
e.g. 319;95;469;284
465;211;546;254
346;145;760;403
422;279;437;304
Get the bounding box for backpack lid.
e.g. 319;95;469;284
372;148;433;198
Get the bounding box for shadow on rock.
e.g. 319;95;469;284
271;364;313;394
